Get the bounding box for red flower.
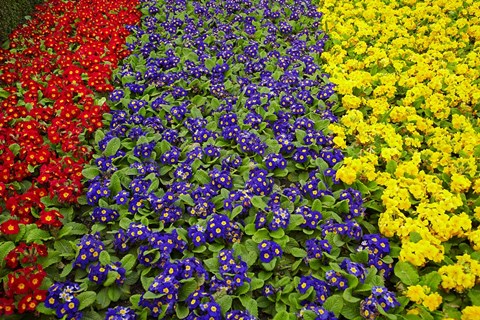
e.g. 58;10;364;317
0;219;20;235
5;250;18;269
0;181;5;197
33;243;48;257
0;0;141;310
33;289;47;302
0;298;15;316
17;294;34;313
39;209;63;227
28;273;44;290
9;275;29;295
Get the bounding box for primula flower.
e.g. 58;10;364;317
106;306;137;320
0;219;20;235
258;240;283;263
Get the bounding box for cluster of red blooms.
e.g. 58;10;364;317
0;0;140;315
0;243;48;315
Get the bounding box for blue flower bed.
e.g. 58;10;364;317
44;0;404;319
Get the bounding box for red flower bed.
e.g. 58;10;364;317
0;0;140;315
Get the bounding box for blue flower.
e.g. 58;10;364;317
105;306;137;320
258;240;283;263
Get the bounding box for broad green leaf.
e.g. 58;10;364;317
78;291;97;310
105;137;121;156
99;251;111;265
240;295;258;317
217;295;233;316
107;286;122;302
394;261;419;286
176;304;189;319
121;254;136;271
323;294;344;317
178;278;198;301
82;167;100;180
26;228;52;243
251;196;267;209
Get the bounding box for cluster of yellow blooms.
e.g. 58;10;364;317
319;0;480;316
438;254;480;292
405;285;442;312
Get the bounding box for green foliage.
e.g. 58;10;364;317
0;0;44;44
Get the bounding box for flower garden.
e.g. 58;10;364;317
0;0;478;319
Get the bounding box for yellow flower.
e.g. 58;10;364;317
319;0;480;313
422;293;442;311
342;94;362;109
461;306;480;320
407;308;421;315
450;174;472;193
405;285;427;303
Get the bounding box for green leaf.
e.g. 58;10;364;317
287;214;305;230
178;278;198;301
323;294;344;317
194;170;210;185
252;229;270;243
270;228;284;239
250;278;264;291
290;248;307;258
394;261;419;286
0;242;15;268
342;287;360;303
26;228;52;243
251;196;267;209
99;251;111;265
261;260;277;271
96;288;111;309
234;243;258;267
204;257;219;272
82;167;100;180
143;291;164;299
179;194;195;206
340;301;360;319
217;295;233;316
105;137;121;156
302;310;318;320
63;222;89;236
350;249;369;264
236;282;251;295
386;160;397;174
176;304;189;319
468;288;480;305
78;291;97;310
104;271;119;287
377;305;398;319
54;240;74;257
422;271;441;292
240;296;258;317
205;58;216;69
94;130;105;144
273;310;289;320
57;226;73;238
60;263;74;278
130;294;141;307
321;195;336;207
110;172;122;194
119;217;132;229
409;232;422;243
36;302;55;315
107;286;122;302
82;311;103;320
121;254;136;271
8;143;20;155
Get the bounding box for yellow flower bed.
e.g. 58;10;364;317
319;0;480;315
